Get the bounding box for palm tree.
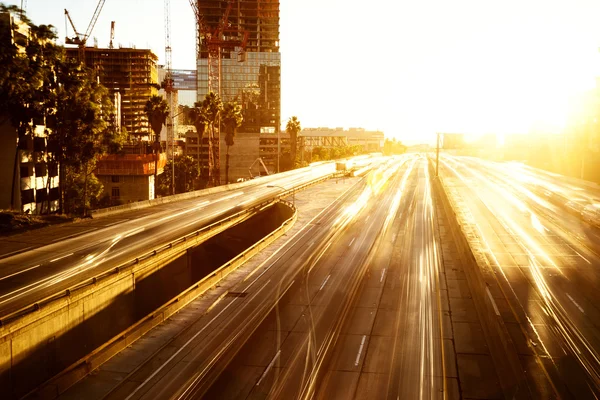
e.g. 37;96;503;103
144;95;169;197
198;92;223;186
188;102;207;185
221;101;243;184
286;116;302;168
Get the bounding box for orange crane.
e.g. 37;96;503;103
188;0;248;185
64;0;106;61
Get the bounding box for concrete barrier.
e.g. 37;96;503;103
0;203;268;399
429;159;529;398
90;164;337;219
33;201;297;399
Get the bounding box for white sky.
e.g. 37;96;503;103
7;0;600;144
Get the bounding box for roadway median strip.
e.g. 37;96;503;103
44;176;363;399
32;200;299;400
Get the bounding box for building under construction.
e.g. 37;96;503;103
193;0;281;182
65;47;159;138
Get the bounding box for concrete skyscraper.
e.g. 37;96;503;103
192;1;282;182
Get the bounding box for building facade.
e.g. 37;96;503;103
195;0;281;182
0;12;60;214
300;128;385;153
95;144;167;204
66;47;159;138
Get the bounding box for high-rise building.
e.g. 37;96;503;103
194;0;281;182
65;47;159;138
0;12;60;213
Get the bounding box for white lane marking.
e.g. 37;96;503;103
319;275;331;291
392;233;397;243
102;219;130;228
486;287;500;316
308;241;315;248
0;264;41;281
365;215;370;222
348;237;355;247
256;350;281;386
125;279;272;400
380;268;386;283
567;293;585;314
0;246;33;259
573;250;591;265
49;253;74;263
354;335;367;366
51;228;98;243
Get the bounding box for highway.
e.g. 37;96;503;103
0;162;343;317
439;155;600;398
97;155;453;400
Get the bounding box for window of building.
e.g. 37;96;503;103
20;165;30;178
111;175;120;183
111;187;120;198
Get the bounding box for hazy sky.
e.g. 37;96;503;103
7;0;600;144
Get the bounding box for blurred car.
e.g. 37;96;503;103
581;204;600;228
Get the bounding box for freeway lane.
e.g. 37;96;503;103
199;156;448;400
440;155;600;397
100;156;414;400
0;162;347;317
312;156;445;399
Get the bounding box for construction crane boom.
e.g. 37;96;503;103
84;0;106;40
64;0;106;61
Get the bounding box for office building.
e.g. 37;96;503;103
194;0;281;182
65;47;159;138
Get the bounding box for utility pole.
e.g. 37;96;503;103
436;132;441;177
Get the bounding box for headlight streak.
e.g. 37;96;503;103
442;155;600;391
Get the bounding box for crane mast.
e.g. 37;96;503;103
164;0;175;194
188;0;248;186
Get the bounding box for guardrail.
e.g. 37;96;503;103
0;200;272;327
4;171;342;327
32;200;298;399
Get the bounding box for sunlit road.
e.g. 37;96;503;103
100;155;451;400
439;154;600;398
0;163;340;317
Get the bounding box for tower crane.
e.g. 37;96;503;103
188;0;248;185
109;21;115;49
164;0;176;194
64;0;106;61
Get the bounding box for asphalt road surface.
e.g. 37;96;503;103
439;155;600;398
0;162;345;317
99;155;457;400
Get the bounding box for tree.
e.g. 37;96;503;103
48;58;120;216
144;95;169;196
1;6;122;216
286;116;301;168
221;101;243;183
0;6;61;210
157;154;200;195
197;92;223;186
188;102;207;186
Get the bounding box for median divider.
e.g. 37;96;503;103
33;200;297;399
429;158;529;398
0;201;274;398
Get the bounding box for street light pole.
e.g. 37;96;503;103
436;132;441;177
267;184;294;207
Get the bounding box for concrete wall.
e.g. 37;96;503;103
97;174;153;204
220;132;260;184
0;207;261;398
